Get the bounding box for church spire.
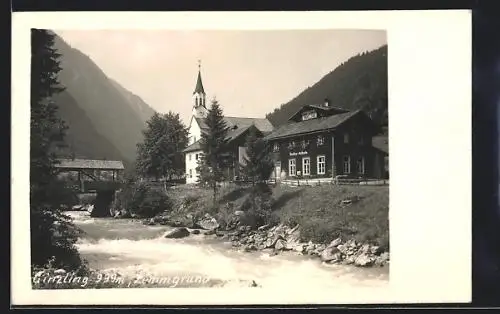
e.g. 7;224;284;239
193;59;205;95
192;60;208;118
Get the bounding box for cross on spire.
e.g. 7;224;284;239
193;59;205;95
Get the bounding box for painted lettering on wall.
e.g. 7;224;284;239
290;151;308;156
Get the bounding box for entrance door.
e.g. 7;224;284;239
275;161;281;180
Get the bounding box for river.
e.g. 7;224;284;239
68;211;389;290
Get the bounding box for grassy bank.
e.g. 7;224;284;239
164;183;389;250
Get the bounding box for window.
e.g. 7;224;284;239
317;155;326;175
357;156;365;174
301;110;317;121
317;135;325;146
343;155;351;174
273;142;280;152
195;153;199;160
300;140;309;149
189;169;192;178
344;133;349;144
288;141;296;149
289;159;296;176
302;157;311;176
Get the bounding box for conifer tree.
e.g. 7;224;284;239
30;29;84;270
240;126;274;186
196;99;230;206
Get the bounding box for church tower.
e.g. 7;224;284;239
192;60;208;118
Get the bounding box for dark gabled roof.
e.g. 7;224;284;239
372;135;389;154
308;104;349;113
193;70;205;95
288;103;349;122
182;124;261;153
183;141;202;153
195;116;274;133
55;159;125;170
264;110;363;141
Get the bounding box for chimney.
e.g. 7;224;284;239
324;98;330;107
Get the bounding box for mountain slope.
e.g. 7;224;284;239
266;45;388;131
110;79;156;124
52;90;126;162
51;32;157;164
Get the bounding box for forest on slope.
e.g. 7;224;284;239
266;45;388;133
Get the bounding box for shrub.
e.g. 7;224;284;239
239;183;274;227
111;181;171;218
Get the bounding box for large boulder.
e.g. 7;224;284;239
320;246;341;262
197;214;220;230
264;234;284;249
164;227;190;239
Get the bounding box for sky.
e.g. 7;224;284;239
56;29;387;125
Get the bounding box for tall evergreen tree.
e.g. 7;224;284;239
196;99;230;205
240;127;274;186
239;127;274;225
136;111;189;181
30;29;84;270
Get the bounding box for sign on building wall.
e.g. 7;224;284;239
290;151;308;156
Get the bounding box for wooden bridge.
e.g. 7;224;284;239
55;158;125;193
55;158;125;217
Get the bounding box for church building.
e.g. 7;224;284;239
183;63;274;184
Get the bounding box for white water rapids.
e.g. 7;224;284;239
68;211;389;290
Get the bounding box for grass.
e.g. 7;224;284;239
164;183;389;251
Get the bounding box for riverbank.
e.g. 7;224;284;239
144;184;390;268
32;211;388;290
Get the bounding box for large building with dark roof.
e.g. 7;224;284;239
182;63;274;184
264;99;387;180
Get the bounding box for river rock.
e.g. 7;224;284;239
305;242;316;255
257;224;271;231
327;237;342;248
164;227;190;239
204;229;217;235
197;214;219;230
292;243;306;253
72;204;83;211
264;234;284;248
370;245;381;255
374;252;390;266
360;244;371;254
145;218;156;226
243;244;257;252
274;239;287;251
343;256;355;265
190;229;201;235
320;246;341;262
215;230;225;237
354;253;375;267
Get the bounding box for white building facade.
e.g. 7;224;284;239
183;63;274;184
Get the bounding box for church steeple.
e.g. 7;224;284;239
192;60;208;118
193;60;205;95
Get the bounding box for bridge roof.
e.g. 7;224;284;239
56;159;125;170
